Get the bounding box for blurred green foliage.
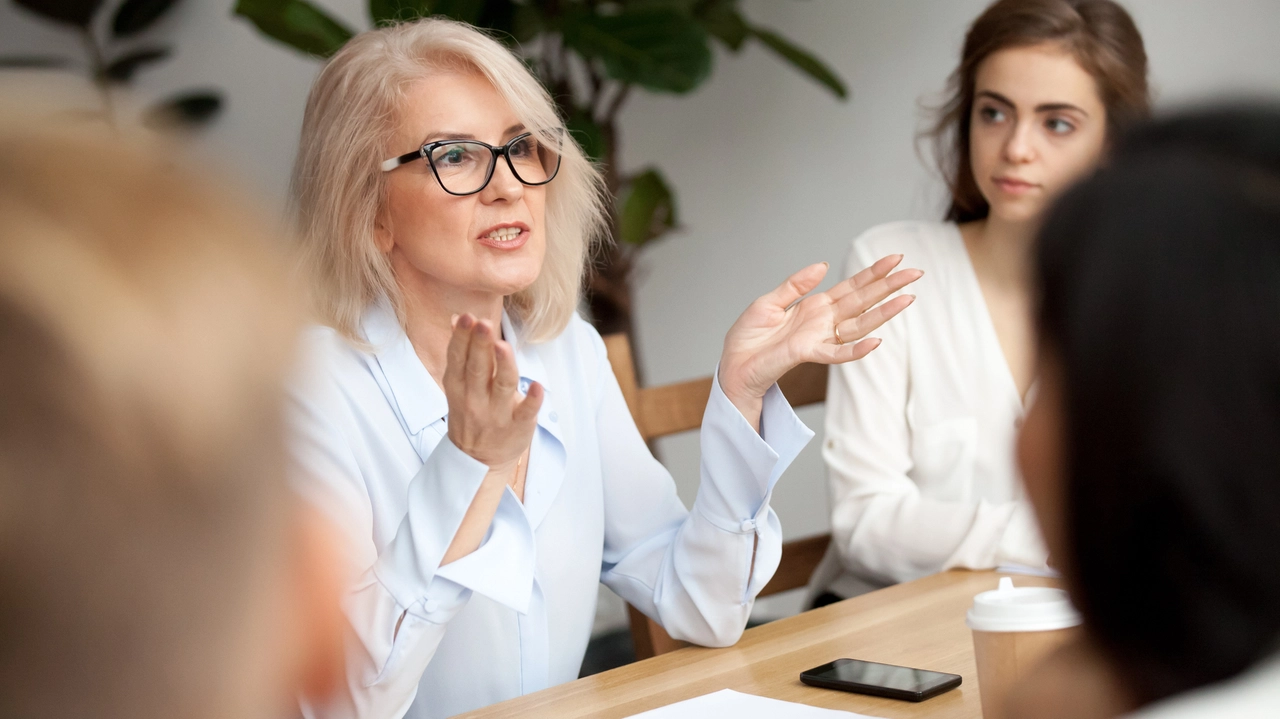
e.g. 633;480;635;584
7;0;223;129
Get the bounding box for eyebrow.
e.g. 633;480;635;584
976;90;1089;116
419;123;527;146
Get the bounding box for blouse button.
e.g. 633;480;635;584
549;411;559;422
518;378;531;393
423;598;440;613
740;518;757;532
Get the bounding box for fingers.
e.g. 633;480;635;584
761;262;829;310
812;337;882;365
827;254;903;302
835;294;916;343
444;313;476;394
513;381;544;424
833;267;923;320
491;338;519;405
465;319;497;392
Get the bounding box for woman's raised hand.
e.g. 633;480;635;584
444;314;542;472
718;255;923;427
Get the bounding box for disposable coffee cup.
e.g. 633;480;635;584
966;577;1082;719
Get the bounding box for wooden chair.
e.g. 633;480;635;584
602;332;833;660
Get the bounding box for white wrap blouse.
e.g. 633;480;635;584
813;221;1049;600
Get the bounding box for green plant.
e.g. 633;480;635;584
4;0;222;130
235;0;846;337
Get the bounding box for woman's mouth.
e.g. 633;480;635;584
477;223;530;250
993;177;1040;195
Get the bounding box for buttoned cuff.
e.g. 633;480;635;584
434;487;536;614
373;436;489;611
693;369;814;531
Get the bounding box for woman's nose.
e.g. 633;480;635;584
1004;122;1037;164
481;157;524;202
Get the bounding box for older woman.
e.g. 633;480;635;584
288;18;920;719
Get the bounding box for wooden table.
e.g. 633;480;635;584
457;570;1059;718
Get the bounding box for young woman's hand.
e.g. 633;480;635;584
718;255;922;429
444;313;542;472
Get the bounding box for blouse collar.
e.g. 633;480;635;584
360;300;558;442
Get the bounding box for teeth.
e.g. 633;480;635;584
486;227;522;240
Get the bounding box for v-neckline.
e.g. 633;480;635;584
949;223;1034;412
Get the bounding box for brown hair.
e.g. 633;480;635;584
928;0;1151;223
0;116;304;719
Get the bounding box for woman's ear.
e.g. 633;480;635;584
373;211;394;254
286;502;347;703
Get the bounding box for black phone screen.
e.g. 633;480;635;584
800;658;961;700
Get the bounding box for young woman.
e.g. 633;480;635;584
1008;105;1280;719
286;18;920;719
814;0;1150;602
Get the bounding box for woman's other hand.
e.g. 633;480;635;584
719;255;922;429
444;313;543;472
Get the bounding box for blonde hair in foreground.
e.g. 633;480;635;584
292;17;608;344
0;118;303;719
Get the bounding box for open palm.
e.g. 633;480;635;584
718;255;923;417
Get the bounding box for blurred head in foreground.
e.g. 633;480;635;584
1019;105;1280;708
0;116;343;718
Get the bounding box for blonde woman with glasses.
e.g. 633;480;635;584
288;18;920;719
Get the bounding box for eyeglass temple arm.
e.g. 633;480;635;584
380;149;422;173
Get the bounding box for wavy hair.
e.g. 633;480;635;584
925;0;1150;223
291;18;608;344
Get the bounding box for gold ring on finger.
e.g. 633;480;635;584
834;323;845;345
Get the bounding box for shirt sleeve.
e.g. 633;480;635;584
289;343;531;719
822;240;1048;589
593;333;814;647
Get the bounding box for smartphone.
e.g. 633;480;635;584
799;658;962;702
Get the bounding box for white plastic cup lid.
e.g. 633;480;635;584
966;577;1083;632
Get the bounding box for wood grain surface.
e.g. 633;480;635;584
456;570;1061;718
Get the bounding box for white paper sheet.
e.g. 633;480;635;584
623;689;886;718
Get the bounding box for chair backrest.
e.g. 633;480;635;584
602;333;832;660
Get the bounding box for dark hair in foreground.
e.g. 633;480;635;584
1036;105;1280;703
929;0;1150;223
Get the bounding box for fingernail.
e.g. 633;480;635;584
907;294;917;301
458;314;473;329
821;261;829;268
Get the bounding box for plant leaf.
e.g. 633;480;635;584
100;46;170;83
233;0;354;59
112;0;182;37
509;2;543;44
749;26;847;100
562;8;712;94
619;168;677;246
565;108;606;165
0;56;69;68
13;0;105;28
369;0;429;25
144;91;222;130
696;0;748;51
425;0;486;25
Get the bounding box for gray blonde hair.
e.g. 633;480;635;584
292;18;608;344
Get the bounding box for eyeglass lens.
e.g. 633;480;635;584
428;135;559;195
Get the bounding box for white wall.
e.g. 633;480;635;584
7;0;1280;629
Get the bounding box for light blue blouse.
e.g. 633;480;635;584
290;301;813;719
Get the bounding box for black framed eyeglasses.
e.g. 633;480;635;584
380;131;562;196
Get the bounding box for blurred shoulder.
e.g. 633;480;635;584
291;324;378;406
845;220;961;275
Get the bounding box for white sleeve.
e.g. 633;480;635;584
823;242;1047;587
593;333;814;646
290;359;534;719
